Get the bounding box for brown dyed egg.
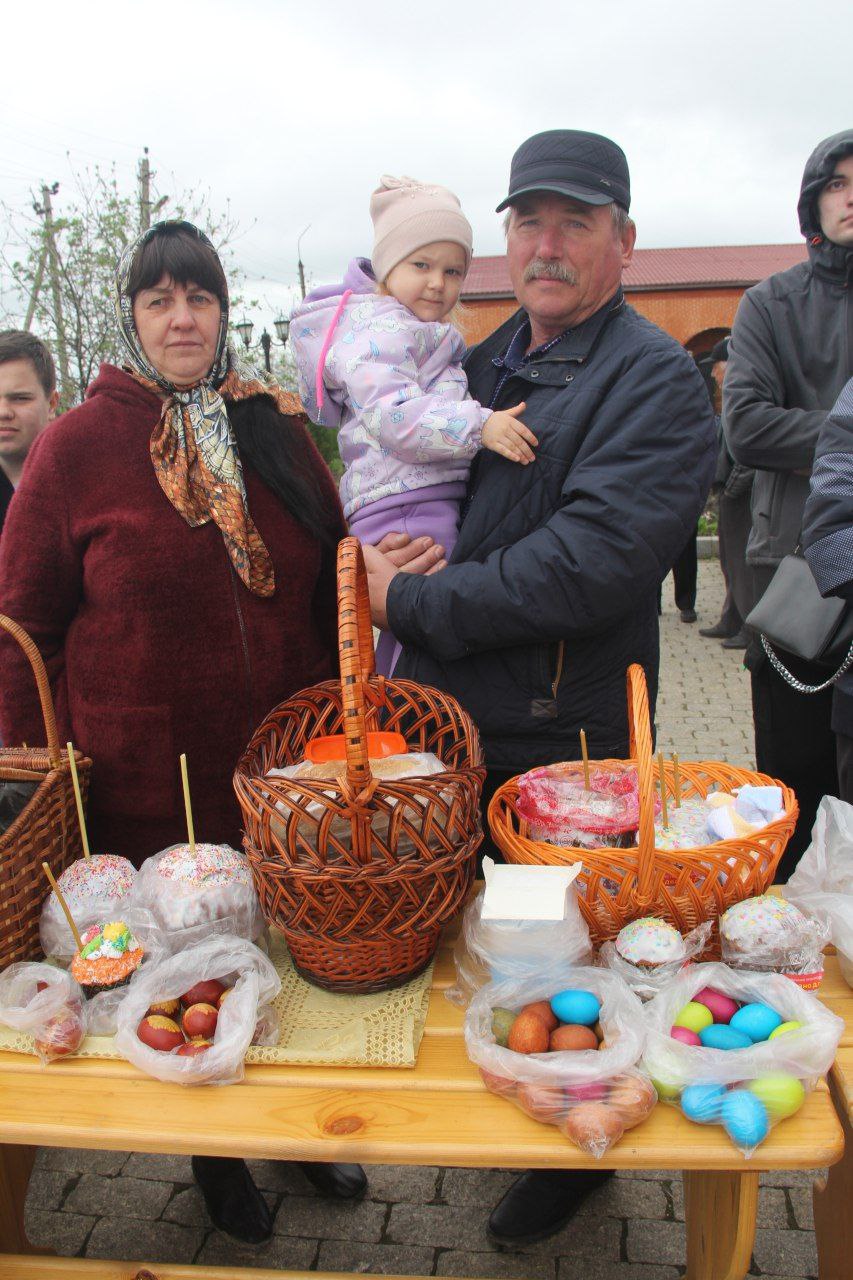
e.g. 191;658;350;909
608;1075;657;1128
181;979;227;1008
479;1067;516;1098
520;1000;559;1032
517;1083;565;1123
562;1102;625;1155
181;1003;218;1040
217;987;234;1008
593;1020;604;1042
148;998;181;1019
549;1024;599;1052
507;1010;550;1054
137;1015;185;1052
176;1038;212;1057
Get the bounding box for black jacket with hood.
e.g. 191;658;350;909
723;129;853;605
387;290;715;774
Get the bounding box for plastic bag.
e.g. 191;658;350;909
464;966;654;1158
786;797;853;970
40;853;139;962
133;844;264;955
114;936;280;1085
447;886;592;1006
0;778;38;835
599;921;713;1000
719;894;829;987
642;961;843;1154
0;963;87;1063
516;762;659;849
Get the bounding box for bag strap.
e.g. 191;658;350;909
760;634;853;694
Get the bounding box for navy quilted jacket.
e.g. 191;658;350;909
388;291;716;772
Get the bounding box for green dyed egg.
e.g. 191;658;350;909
673;1001;714;1034
491;1007;516;1048
747;1074;806;1121
768;1020;803;1040
651;1076;681;1102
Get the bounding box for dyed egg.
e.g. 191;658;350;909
479;1068;516;1098
730;1003;783;1043
517;1083;564;1122
491;1007;516;1048
747;1074;806;1121
608;1075;657;1127
650;1075;681;1102
562;1102;624;1155
680;1083;726;1124
673;1002;714;1034
507;1010;550;1054
721;1090;769;1148
768;1020;803;1041
520;1000;559;1032
550;989;601;1027
693;987;739;1024
550;1024;599;1052
699;1024;753;1050
565;1081;607;1103
670;1025;702;1046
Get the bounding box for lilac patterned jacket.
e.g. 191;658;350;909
290;258;491;519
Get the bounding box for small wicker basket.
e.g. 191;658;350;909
233;537;485;993
0;614;91;969
488;663;798;946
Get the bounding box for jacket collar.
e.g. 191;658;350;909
488;288;624;364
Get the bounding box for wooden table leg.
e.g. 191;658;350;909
813;1076;851;1280
0;1144;50;1255
683;1169;759;1280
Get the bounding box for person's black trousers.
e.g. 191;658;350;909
837;733;853;805
672;528;698;613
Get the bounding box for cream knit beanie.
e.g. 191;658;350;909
370;174;473;283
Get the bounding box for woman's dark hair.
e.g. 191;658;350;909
228;396;339;548
127;224;228;302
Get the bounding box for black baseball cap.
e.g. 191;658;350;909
710;337;731;363
496;129;631;213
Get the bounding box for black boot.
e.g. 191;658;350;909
192;1156;273;1244
488;1168;614;1244
296;1161;367;1199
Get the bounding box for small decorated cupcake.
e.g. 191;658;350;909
70;920;144;998
615;918;686;971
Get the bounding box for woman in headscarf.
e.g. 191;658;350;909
0;220;364;1241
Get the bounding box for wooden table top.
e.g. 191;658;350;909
0;935;845;1173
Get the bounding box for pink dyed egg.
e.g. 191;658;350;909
566;1081;607;1103
670;1025;702;1046
693;987;739;1025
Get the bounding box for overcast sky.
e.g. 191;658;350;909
2;0;850;331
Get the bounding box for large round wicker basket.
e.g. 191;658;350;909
488;664;798;946
233;537;485;993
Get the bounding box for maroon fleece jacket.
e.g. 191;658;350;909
0;365;345;865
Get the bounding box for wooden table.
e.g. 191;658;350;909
0;939;847;1280
813;957;853;1280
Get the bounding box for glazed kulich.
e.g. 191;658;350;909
70;920;144;997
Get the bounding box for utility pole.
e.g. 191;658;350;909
138;147;151;231
23;241;47;331
39;183;72;404
297;224;311;299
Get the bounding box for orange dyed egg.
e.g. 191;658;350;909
507;1010;550;1054
550;1024;599;1052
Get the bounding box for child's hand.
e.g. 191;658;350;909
482;403;538;464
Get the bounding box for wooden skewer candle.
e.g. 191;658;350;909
66;742;90;859
672;752;682;808
179;753;196;854
658;750;669;829
579;730;590;790
42;861;84;952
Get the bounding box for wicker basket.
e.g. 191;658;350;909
488;663;798;946
233;537;485;993
0;614;91;969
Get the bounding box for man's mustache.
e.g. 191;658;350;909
523;259;578;285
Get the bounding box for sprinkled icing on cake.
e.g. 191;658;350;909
615;917;685;965
56;854;136;903
156;843;252;888
720;895;807;949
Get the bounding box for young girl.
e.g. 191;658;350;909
291;174;537;670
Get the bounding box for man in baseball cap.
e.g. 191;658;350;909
363;134;715;1237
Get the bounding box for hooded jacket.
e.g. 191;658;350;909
723;130;853;589
290;258;490;519
388;292;716;772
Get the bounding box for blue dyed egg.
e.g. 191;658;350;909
729;1003;783;1044
549;989;601;1027
721;1089;769;1149
699;1023;753;1050
680;1083;726;1124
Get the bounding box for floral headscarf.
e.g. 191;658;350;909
115;220;302;597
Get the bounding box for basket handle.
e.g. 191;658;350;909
626;663;656;907
336;537;378;793
0;613;62;770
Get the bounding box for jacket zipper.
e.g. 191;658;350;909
228;562;255;741
551;640;565;699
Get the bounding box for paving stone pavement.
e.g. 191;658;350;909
23;560;823;1278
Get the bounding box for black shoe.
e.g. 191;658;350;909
296;1161;367;1199
721;629;748;650
679;609;698;624
488;1168;614;1245
699;622;735;639
192;1156;273;1245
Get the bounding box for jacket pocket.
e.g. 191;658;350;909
72;697;177;820
529;641;565;720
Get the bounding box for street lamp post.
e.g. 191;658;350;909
235;316;292;374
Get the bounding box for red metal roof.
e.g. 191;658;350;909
462;244;807;298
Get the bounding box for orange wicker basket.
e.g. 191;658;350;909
0;614;91;969
233;537;485;993
488;663;798;946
